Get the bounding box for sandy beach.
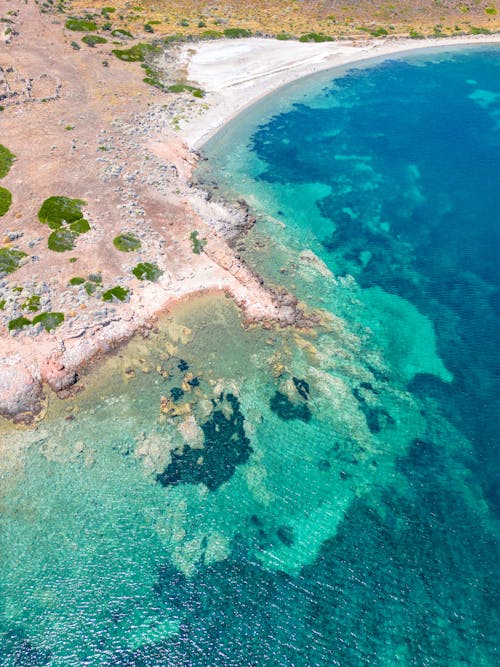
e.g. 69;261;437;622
0;0;498;422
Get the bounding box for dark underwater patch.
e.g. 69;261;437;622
292;376;310;400
269;391;311;423
156;393;252;491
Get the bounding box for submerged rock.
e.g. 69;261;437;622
156;392;252;491
269;390;311;423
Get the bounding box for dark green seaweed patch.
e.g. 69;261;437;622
8;316;31;331
32;312;64;331
0;144;15;178
269;391;311;422
156;392;252;491
65;18;98;31
0;248;27;275
113;233;141;252
0;186;12;216
352;385;395;434
277;525;295;547
132;262;162;281
102;286;130;302
48;229;79;252
38;196;86;229
292;377;310;400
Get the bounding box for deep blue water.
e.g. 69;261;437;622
1;48;499;666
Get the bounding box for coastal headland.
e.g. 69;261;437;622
1;0;498;423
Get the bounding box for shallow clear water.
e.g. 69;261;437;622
1;48;499;665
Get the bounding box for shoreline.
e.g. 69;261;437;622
180;34;500;149
1;2;499;424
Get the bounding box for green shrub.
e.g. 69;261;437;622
144;23;154;33
299;32;333;42
69;218;90;234
102;6;116;13
0;300;5;310
32;312;64;331
71;40;81;50
276;32;293;40
223;27;251;38
48;229;78;252
65;18;98;31
113;233;141;251
0;186;12;217
112;43;159;62
470;25;491;34
409;29;425;38
189;230;206;254
200;29;223;39
8;316;31;331
0;144;15;178
87;273;102;284
102;286;130;302
38;196;86;229
111;28;133;38
485;6;498;15
0;248;27;275
69;276;85;285
167;83;204;97
22;295;41;312
370;27;389;37
82;34;108;46
132;261;162;281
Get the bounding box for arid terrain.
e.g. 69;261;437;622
0;0;499;424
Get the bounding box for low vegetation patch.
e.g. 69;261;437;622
32;312;64;331
113;233;141;252
69;218;90;234
65;17;98;31
0;187;12;217
21;295;41;312
200;29;223;39
189;230;207;254
102;286;130;302
48;229;79;252
0;248;27;275
299;32;333;42
223;27;251;38
112;42;159;62
8;316;31;331
132;261;162;281
38;196;86;229
0;144;15;178
82;34;108;46
111;28;133;38
167;83;204;98
69;276;85;285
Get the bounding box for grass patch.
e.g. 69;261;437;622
102;286;129;302
223;27;251;38
8;316;31;331
32;312;64;331
0;144;15;179
470;25;491;34
48;229;78;252
38;196;86;229
0;248;27;275
82;34;107;46
132;261;162;281
189;230;206;254
113;233;141;252
0;187;12;217
65;17;98;31
167;83;204;98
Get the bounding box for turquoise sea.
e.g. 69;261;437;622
1;46;499;665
